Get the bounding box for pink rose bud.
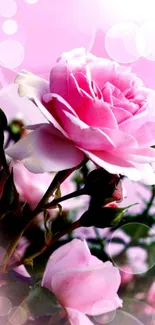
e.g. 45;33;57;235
105;202;118;208
42;239;122;323
85;168;124;206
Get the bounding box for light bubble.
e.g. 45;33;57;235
25;0;39;3
108;223;155;275
2;20;18;35
98;0;143;33
136;22;155;61
92;300;116;324
123;297;154;323
0;0;17;18
0;40;24;69
105;22;140;63
110;309;144;325
0;297;12;316
70;0;99;36
8;306;28;325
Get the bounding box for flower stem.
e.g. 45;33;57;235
8;219;81;270
44;187;86;209
4;158;88;270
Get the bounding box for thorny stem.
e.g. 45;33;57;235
44;187;86;209
4;158;88;270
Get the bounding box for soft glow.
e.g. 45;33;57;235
105;22;140;63
98;0;155;32
0;0;17;18
25;0;39;4
0;40;25;69
8;306;28;325
108;223;155;275
0;297;12;316
70;0;100;36
2;20;18;35
92;300;116;324
136;22;155;61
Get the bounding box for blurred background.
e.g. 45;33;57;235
1;1;155;324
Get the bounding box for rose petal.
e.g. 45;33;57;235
111;106;132;124
82;149;141;181
134;122;155;147
46;90;118;130
6;123;84;173
89;59;139;92
14;265;30;278
66;308;94;325
133;163;155;185
45;100;117;151
100;128;138;150
60;111;116;150
119;109;148;134
43;92;78;118
75;91;118;129
51;261;121;315
31;96;68;136
124;148;155;163
15;70;49;99
50;61;71;99
42;239;91;291
50;62;93;110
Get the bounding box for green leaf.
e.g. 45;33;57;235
54;183;61;200
148;243;155;268
122;222;150;240
80;204;137;228
27;284;61;317
111;204;138;226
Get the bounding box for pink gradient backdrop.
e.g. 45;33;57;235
1;0;155;122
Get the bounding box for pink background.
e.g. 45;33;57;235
1;0;155;120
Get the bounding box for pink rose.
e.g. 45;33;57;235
42;239;122;324
6;48;155;183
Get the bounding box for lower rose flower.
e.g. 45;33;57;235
42;239;122;324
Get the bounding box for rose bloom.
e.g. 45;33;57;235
42;239;122;324
6;48;155;184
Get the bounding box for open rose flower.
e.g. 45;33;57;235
6;48;155;183
42;239;122;324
